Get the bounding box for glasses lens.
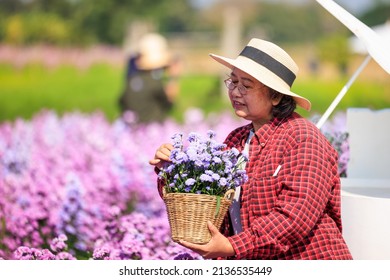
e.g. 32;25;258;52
224;79;233;90
224;79;250;95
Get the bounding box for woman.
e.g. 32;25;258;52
149;38;352;260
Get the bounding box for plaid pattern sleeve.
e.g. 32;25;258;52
223;113;352;260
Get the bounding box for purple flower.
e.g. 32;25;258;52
13;246;33;260
56;252;76;260
171;150;188;164
50;234;68;252
188;132;201;143
93;246;111;260
186;147;199;161
171;133;183;149
13;246;56;260
199;174;212;182
219;178;227;186
206;130;216;139
185;178;196;186
211;173;220;181
174;253;195;260
38;249;56;260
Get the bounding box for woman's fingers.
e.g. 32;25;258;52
149;143;174;167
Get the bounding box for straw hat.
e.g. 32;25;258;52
210;38;311;111
137;33;171;70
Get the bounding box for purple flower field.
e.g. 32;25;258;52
0;109;348;260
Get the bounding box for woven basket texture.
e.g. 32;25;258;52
163;189;234;244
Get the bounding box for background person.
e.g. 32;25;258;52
118;33;180;123
149;38;353;260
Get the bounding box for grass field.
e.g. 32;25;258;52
1;62;389;123
0;63;123;122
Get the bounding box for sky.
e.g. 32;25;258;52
191;0;390;15
333;0;386;14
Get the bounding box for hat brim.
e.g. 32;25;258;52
209;53;311;111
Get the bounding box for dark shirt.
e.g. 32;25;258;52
119;69;172;123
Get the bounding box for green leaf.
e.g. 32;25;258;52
214;196;221;218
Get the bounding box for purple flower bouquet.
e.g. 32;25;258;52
158;130;248;244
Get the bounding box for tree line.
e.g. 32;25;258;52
0;0;388;47
0;0;197;46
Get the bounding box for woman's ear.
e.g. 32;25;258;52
271;91;283;106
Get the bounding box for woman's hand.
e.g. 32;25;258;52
148;143;174;169
178;221;235;259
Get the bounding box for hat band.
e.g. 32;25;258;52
239;46;296;87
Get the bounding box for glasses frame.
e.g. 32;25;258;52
224;78;262;95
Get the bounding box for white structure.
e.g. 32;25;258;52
350;20;390;56
315;0;390;129
341;108;390;259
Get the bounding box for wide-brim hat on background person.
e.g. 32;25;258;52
210;38;311;111
137;33;171;70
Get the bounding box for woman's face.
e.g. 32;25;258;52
227;68;281;130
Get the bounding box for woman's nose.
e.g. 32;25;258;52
230;86;242;97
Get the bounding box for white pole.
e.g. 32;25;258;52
316;55;372;129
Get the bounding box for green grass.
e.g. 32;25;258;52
0;63;124;122
1;63;389;123
293;78;390;118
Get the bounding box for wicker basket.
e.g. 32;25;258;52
163;189;234;244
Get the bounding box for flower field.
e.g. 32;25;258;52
0;109;348;260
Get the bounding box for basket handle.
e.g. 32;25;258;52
214;189;235;218
224;188;235;201
162;187;167;198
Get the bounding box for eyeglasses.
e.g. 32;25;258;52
224;78;261;95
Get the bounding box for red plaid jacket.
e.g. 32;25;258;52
221;113;352;259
